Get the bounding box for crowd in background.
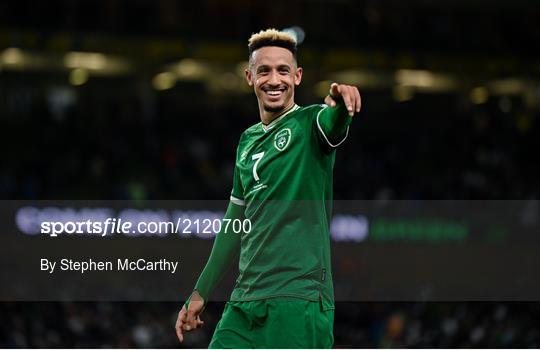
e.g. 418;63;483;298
0;80;538;201
2;302;539;348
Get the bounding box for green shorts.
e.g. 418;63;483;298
209;299;334;349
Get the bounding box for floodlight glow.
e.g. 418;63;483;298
470;87;489;104
396;69;434;88
153;72;176;91
69;68;89;86
1;48;24;65
64;52;107;70
176;58;206;79
283;26;306;45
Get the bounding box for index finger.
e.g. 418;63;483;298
329;83;340;98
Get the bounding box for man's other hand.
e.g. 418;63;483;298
175;291;205;343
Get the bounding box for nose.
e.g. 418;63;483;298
268;70;280;85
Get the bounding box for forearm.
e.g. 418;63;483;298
188;202;243;304
318;100;353;143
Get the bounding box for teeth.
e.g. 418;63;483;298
267;90;281;96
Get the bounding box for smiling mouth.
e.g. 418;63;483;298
263;88;286;99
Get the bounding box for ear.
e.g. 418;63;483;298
294;67;303;86
245;68;253;86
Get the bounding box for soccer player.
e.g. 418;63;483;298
175;28;361;348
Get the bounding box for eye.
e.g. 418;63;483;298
257;67;270;75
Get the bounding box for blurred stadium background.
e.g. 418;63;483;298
1;0;540;347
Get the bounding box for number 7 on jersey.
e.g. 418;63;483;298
252;152;265;181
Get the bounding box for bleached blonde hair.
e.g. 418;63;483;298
247;28;297;58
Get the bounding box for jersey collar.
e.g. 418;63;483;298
262;104;299;132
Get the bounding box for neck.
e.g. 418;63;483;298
259;100;296;125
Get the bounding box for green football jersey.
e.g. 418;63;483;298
229;103;350;309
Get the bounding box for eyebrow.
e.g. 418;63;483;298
256;64;292;73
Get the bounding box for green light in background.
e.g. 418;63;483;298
370;218;469;243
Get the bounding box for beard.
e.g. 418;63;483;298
263;104;285;113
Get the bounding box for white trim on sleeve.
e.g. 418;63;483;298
316;105;349;148
230;195;245;206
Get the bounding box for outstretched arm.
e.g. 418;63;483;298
175;201;243;342
317;83;361;146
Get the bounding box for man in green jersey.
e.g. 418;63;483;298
175;28;361;348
